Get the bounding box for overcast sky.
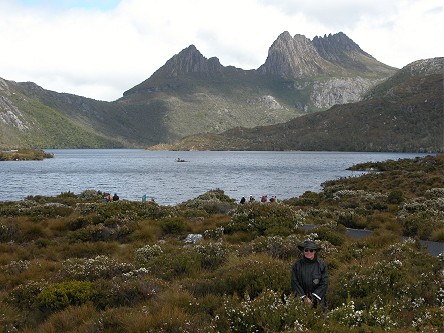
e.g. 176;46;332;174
1;0;442;101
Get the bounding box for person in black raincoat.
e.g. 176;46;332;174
291;240;328;311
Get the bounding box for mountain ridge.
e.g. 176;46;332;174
149;57;443;153
2;31;436;152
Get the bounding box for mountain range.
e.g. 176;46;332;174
0;31;442;152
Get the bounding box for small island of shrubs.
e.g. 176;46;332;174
0;154;442;332
0;149;54;161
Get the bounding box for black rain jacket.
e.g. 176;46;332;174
291;256;328;302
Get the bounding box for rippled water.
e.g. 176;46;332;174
0;150;429;205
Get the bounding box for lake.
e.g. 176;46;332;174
0;150;430;205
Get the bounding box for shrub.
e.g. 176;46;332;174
135;244;164;267
215;290;320;332
337;211;367;229
315;227;346;246
56;255;133;281
195;241;229;270
226;202;305;236
430;228;444;242
147;248;202;280
68;223;114;242
284;191;322;206
92;275;165;309
180;189;236;214
37;281;95;312
7;280;48;310
211;254;291;297
240;235;302;260
26;204;74;220
0;222;18;242
387;190;404;204
160;217;186;235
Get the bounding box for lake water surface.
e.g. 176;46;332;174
0;150;430;205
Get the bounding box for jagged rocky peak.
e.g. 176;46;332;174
157;44;224;77
257;31;331;78
312;32;373;60
258;31;394;78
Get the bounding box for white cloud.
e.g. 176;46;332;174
0;0;442;101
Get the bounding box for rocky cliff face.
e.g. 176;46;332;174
257;32;387;78
257;32;334;78
310;77;380;109
255;32;397;109
153;45;224;77
312;32;373;69
0;79;30;130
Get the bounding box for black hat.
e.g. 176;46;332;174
297;240;321;251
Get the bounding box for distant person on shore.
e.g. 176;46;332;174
142;194;147;202
291;240;328;311
113;193;119;201
249;195;255;202
103;193;112;202
261;195;267;203
240;196;246;204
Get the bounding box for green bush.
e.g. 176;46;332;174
211;254;291;298
37;281;94;311
387;190;404;204
147;248;202;280
160;217;186;235
315;227;346;246
180;189;236;214
284;191;322;206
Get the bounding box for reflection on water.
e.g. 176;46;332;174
0;150;430;205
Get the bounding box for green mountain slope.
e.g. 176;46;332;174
156;58;443;153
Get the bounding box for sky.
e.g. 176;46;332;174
0;0;442;101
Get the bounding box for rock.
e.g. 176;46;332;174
184;233;203;244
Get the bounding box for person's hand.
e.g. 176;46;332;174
304;297;313;306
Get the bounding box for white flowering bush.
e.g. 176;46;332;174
91;274;167;309
425;188;444;198
227;202;306;236
397;197;444;238
365;299;397;329
3;260;30;275
135;244;164;266
6;280;48;310
203;226;225;240
216;290;314;332
195;241;229;270
56;255;133;281
328;299;364;328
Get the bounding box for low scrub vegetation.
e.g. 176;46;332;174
0;156;443;332
0;149;53;161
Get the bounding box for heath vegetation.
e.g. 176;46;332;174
0;149;53;161
0;155;443;332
